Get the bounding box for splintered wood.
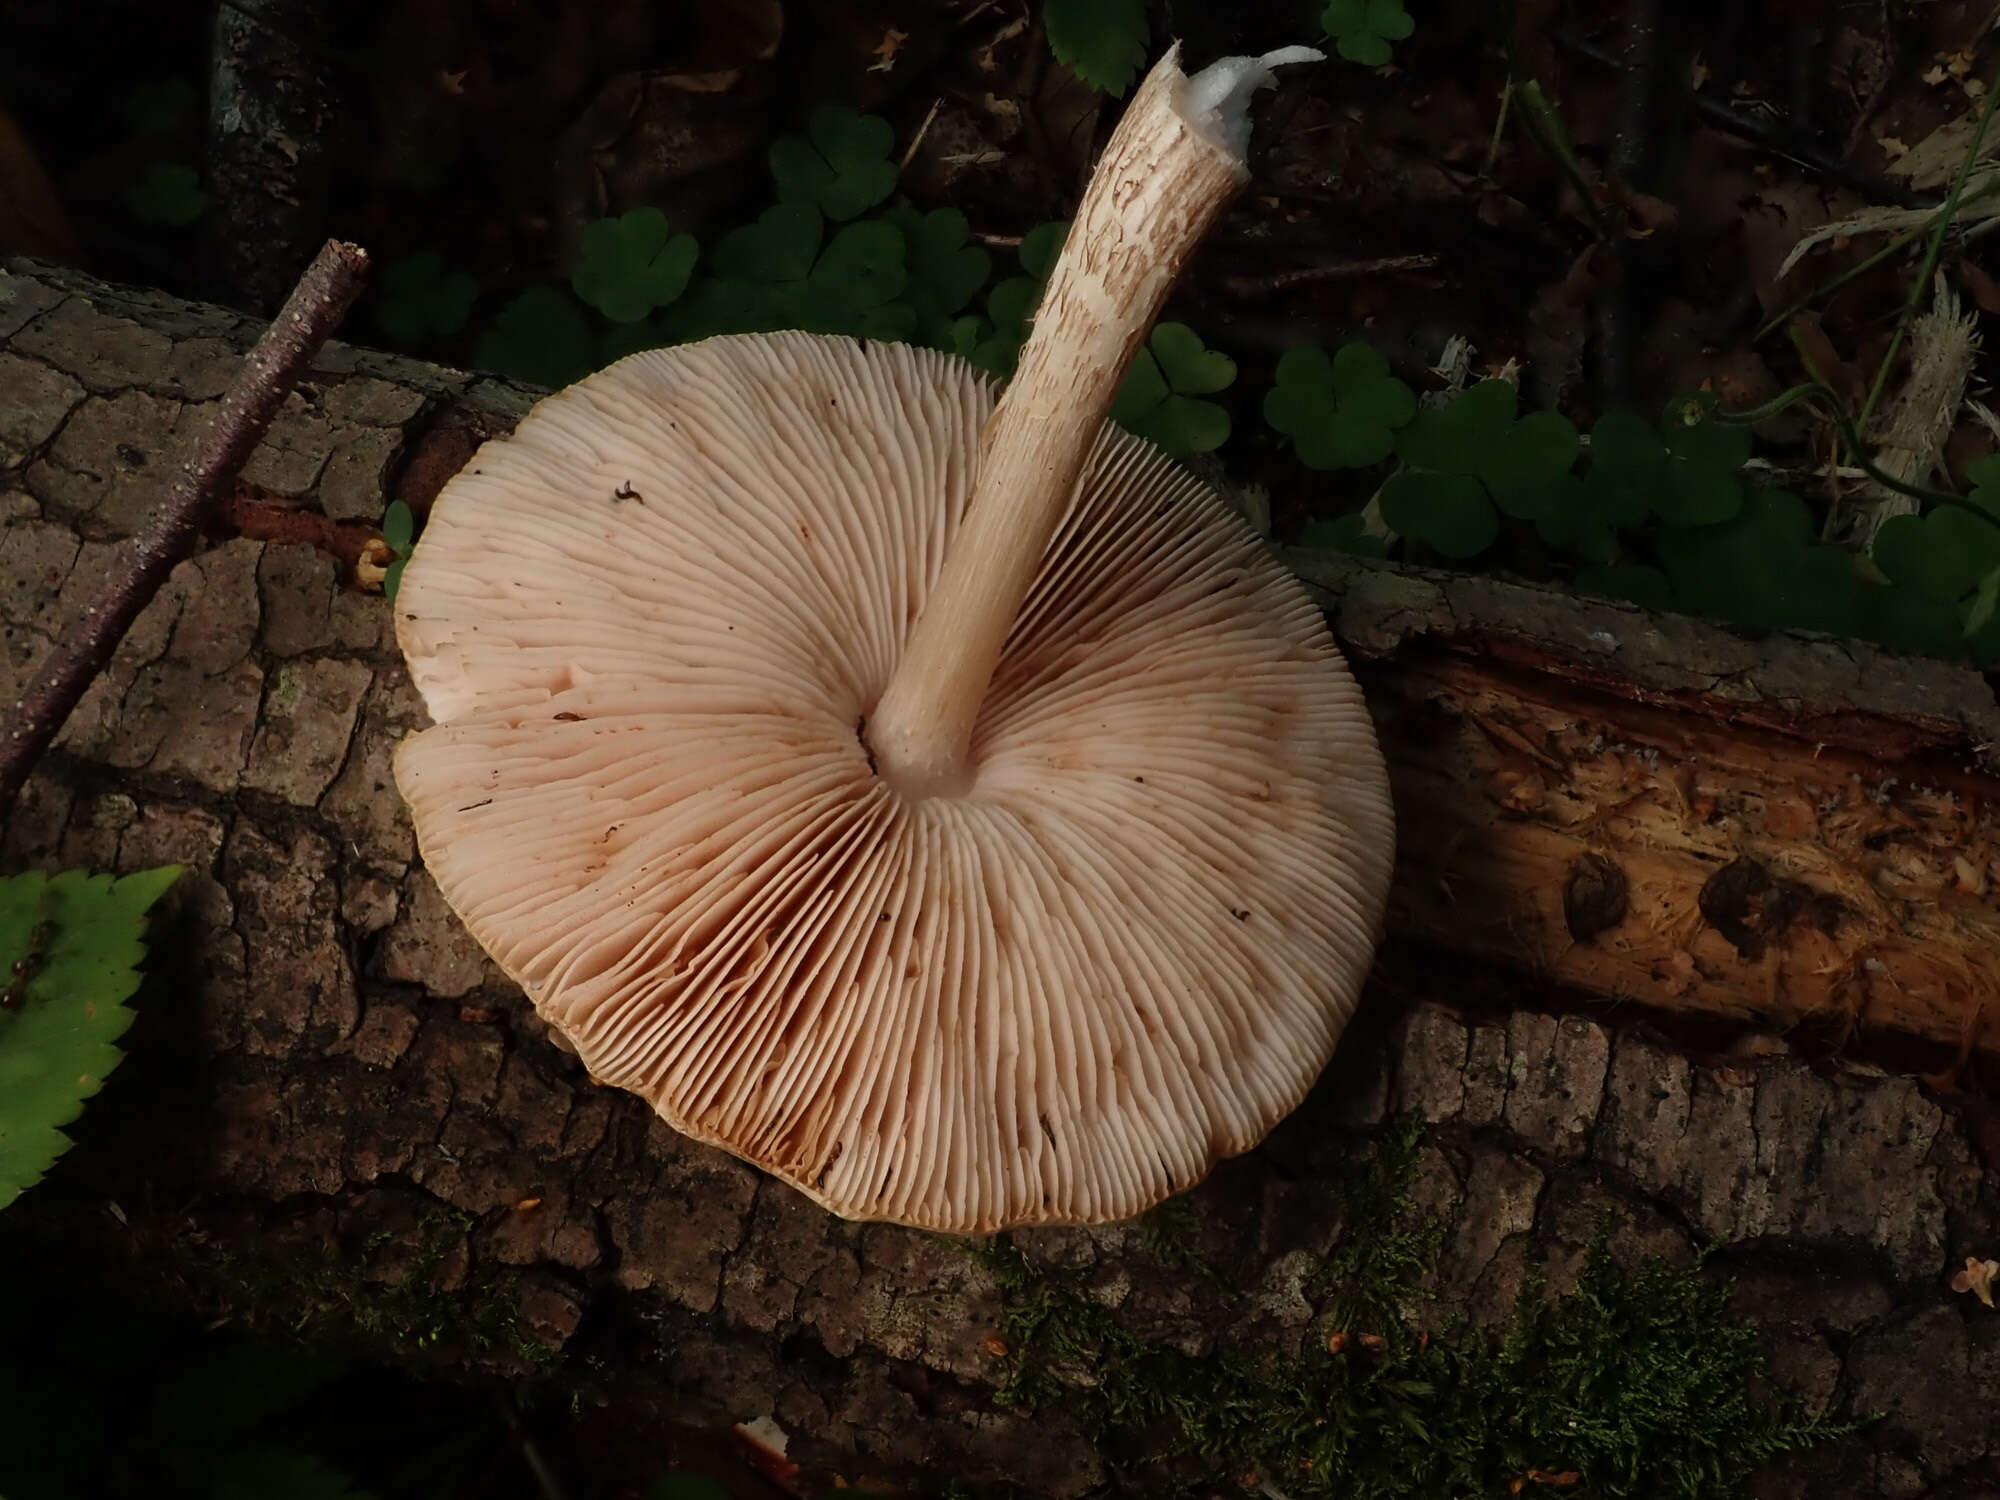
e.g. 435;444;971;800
1370;651;2000;1053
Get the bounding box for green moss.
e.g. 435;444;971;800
206;1208;560;1374
971;1122;1856;1499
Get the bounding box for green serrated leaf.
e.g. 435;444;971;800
372;251;478;347
572;208;700;323
1045;0;1149;96
473;286;597;388
124;161;206;227
771;107;898;220
1;866;181;1212
1379;471;1499;558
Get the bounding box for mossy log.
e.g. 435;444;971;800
3;257;1999;1495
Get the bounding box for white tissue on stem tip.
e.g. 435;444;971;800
1182;46;1325;156
733;1416;789;1458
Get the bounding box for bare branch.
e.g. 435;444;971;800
0;238;370;819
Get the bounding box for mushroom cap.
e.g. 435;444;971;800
393;331;1394;1233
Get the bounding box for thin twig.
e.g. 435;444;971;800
1219;254;1438;297
0;239;370;819
1857;62;2000;432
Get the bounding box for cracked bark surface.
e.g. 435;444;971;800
4;256;1999;1494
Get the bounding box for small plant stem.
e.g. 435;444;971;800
1484;78;1513;177
1513;79;1616;238
868;47;1264;795
1712;380;1986;516
1755;217;1936;343
1856;64;2000;433
0;238;370;819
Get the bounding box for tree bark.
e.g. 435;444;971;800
3;256;1999;1495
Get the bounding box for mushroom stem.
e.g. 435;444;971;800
867;44;1319;797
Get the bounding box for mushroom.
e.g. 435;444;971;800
392;45;1395;1233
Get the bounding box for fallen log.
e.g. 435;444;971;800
3;257;1998;1494
1294;553;2000;1055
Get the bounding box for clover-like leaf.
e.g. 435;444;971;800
1655;490;1855;633
771;107;899;221
571;207;700;323
1968;564;2000;639
372;250;478;347
1321;0;1415;68
123;161;205;227
1;866;183;1212
715;201;824;285
1873;506;2000;605
1019;221;1070;278
473;285;597;388
1652;393;1751;526
1111;323;1236;458
666;203;828;338
1264;343;1417;469
1045;0;1149;96
1479;409;1580;520
1578;409;1667;527
801;219;915;340
881;203;992;348
1379;470;1499;559
1534;475;1620;565
963;222;1070;378
1397;379;1517;474
1866;583;1970;658
1964;454;2000;519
